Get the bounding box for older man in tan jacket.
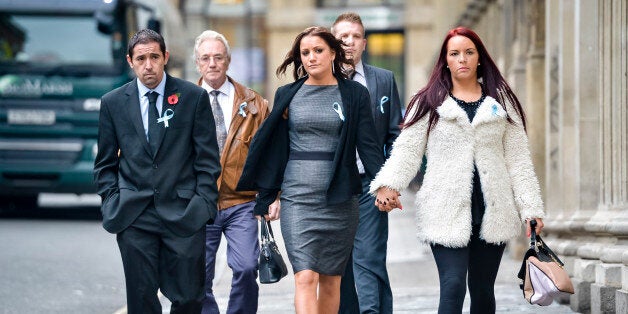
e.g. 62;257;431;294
194;30;279;314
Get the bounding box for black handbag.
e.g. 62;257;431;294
258;220;288;284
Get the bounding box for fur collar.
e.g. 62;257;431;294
437;95;507;127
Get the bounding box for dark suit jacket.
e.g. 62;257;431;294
363;63;402;158
94;74;221;237
237;76;384;212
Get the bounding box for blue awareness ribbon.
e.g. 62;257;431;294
332;102;345;121
492;104;498;116
238;102;247;117
379;96;389;113
157;109;174;128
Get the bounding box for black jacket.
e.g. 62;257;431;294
236;76;384;214
94;74;221;236
362;63;402;158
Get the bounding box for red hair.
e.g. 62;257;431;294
403;27;526;133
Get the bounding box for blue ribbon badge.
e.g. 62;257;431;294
158;109;174;128
379;96;389;113
491;104;498;116
332;102;345;121
238;102;247;117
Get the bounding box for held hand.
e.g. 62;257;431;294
526;218;544;237
267;199;281;221
374;187;402;212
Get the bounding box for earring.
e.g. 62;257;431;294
478;63;480;65
332;61;335;75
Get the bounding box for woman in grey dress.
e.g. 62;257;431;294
236;26;384;313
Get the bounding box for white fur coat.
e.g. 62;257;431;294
370;96;545;247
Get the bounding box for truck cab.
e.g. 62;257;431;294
0;0;156;210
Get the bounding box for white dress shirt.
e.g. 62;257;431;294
137;74;166;140
353;61;368;174
201;79;235;130
352;60;368;88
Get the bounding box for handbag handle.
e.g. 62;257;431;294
529;219;538;247
529;219;565;267
260;219;276;242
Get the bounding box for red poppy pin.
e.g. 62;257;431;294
167;93;180;105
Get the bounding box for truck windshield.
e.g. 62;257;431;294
0;13;121;75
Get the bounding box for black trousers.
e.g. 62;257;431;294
117;206;205;314
430;225;505;314
339;174;392;314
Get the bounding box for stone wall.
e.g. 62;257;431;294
462;1;628;312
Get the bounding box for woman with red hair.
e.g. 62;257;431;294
371;27;546;313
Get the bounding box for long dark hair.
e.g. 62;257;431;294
276;26;353;80
404;27;527;133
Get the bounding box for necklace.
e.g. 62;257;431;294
449;91;486;106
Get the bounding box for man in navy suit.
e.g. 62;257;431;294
94;29;221;314
333;12;402;314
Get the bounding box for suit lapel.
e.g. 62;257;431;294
336;78;351;163
274;78;306;115
223;79;252;160
125;80;153;156
363;64;378;116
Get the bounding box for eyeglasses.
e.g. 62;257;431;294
197;55;227;64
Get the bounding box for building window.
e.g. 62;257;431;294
364;32;405;105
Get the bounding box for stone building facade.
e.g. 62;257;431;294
455;1;626;313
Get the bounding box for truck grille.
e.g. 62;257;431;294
0;98;99;137
0;139;83;165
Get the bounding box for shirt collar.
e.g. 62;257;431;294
201;77;231;96
137;72;167;97
354;60;365;77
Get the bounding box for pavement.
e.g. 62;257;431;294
160;188;576;313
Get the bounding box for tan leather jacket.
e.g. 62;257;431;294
198;76;270;210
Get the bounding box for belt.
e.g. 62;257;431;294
289;151;334;161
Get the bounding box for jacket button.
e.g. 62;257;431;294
154;188;159;194
153;164;158;169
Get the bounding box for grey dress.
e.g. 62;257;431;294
280;84;359;275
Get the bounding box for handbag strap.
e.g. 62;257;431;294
529;219;538;247
535;234;564;266
267;220;276;238
529;219;564;267
259;219;276;242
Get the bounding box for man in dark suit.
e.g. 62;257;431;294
332;12;402;314
93;29;221;314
